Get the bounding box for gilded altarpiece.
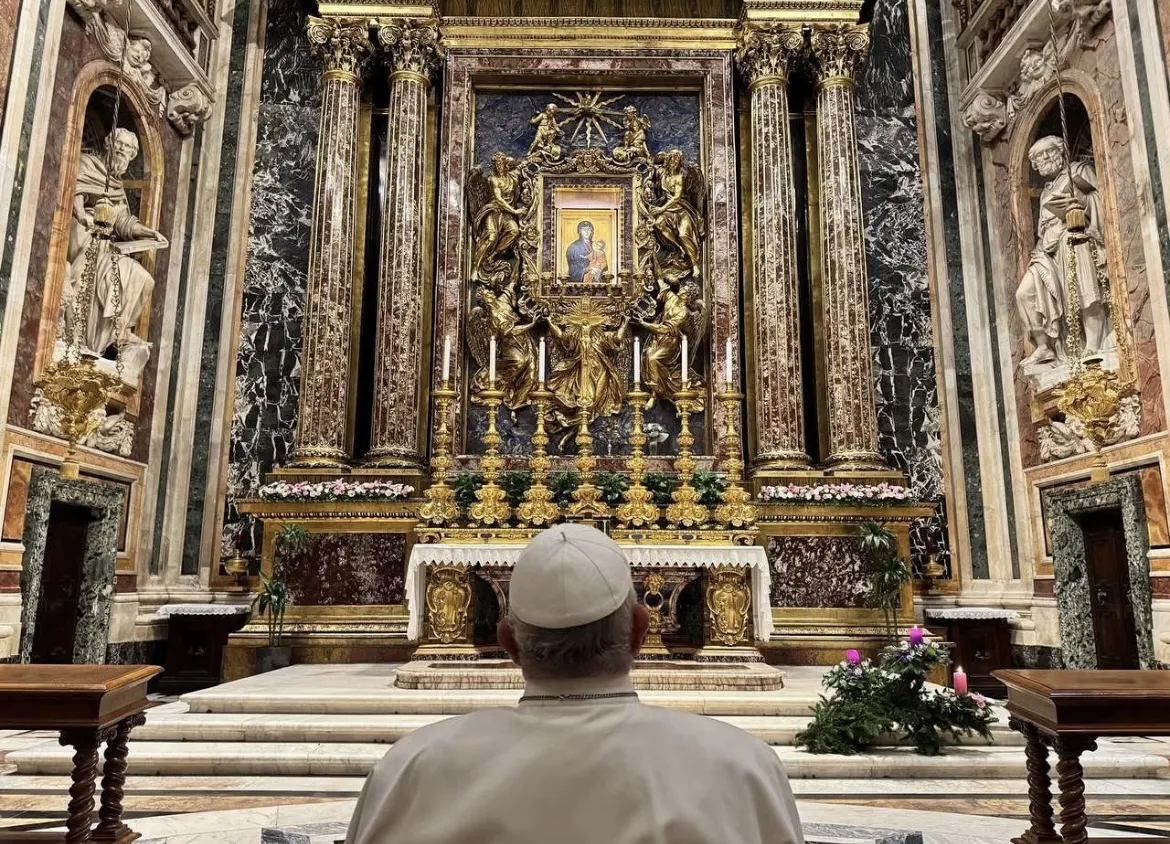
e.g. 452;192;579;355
435;52;742;468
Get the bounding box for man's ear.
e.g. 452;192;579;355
630;603;650;656
499;618;520;665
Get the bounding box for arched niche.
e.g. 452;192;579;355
1006;71;1133;387
34;60;165;409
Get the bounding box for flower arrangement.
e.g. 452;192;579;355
257;479;414;501
796;634;995;756
758;482;914;505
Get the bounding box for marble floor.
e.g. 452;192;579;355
1;665;1168;841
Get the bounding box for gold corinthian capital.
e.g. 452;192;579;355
735;22;805;88
306;16;372;78
808;22;870;85
375;18;445;83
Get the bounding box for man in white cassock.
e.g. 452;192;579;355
346;524;805;844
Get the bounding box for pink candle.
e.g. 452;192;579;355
908;625;924;646
953;665;968;695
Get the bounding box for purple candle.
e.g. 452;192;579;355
908;625;924;646
845;649;861;665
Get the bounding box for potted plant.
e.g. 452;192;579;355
252;523;306;673
858;520;911;644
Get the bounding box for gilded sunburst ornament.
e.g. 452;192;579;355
552;90;626;147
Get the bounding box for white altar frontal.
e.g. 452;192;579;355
406;542;772;661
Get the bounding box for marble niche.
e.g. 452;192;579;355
1044;475;1156;669
18;469;126;664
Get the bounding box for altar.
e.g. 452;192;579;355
405;541;772;661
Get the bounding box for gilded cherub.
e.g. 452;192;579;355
528;104;564;162
613;106;651;163
467;152;527;285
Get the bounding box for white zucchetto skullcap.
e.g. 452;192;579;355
509;524;632;629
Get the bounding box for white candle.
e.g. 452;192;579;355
442;335;451;382
681;336;688;385
725;338;733;388
538;336;546;383
489;336;497;384
633;337;641;385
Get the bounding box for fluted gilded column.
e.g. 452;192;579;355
736;23;810;471
366;19;444;468
288;18;370;468
810;23;884;471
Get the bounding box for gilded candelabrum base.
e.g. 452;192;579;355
665;387;709;529
566;412;610;520
714;389;758;529
419;384;459;527
469;387;512;526
518;387;561;527
617;386;660;527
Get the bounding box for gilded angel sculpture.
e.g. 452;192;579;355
467;285;539;410
636;283;706;406
613;106;651;163
647;149;706;282
528;104;564;162
468;152;526;285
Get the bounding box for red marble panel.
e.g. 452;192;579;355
2;458;35;542
0;570;18;592
7;7;184;466
278;531;407;605
114;572;137;593
1151;575;1170;599
1033;577;1055;598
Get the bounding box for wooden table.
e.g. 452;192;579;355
0;665;161;844
993;669;1170;844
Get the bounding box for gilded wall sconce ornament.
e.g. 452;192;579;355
665;384;709;529
706;566;751;647
616;384;660;528
517;384;560;526
39;354;123;480
425;566;472;645
1055;362;1133;482
418;379;458;527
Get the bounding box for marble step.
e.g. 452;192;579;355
7;741;1165;779
133;711;1023;747
180;687;827;717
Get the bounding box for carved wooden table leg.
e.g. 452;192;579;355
1055;735;1098;844
1008;717;1062;844
59;728;101;844
93;713;147;842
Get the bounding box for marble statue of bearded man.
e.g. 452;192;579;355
1016;135;1112;368
62;127;167;361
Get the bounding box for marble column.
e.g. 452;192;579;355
736;23;810;471
366;20;444;469
810;23;885;471
288;17;370;468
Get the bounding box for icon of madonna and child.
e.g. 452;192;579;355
564;219;613;284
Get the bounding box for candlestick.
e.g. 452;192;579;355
908;625;924;646
724;338;733;389
665;384;708;529
468;382;511;527
538;337;546;383
616;385;660;528
418;379;458;527
714;387;757;530
681;336;688;385
518;386;559;527
442;335;451;382
488;336;497;385
633;336;641;385
953;665;968;695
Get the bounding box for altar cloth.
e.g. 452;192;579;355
406;543;772;642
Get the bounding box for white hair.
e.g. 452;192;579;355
1029;135;1067;161
105;127;139;156
508;589;637;679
